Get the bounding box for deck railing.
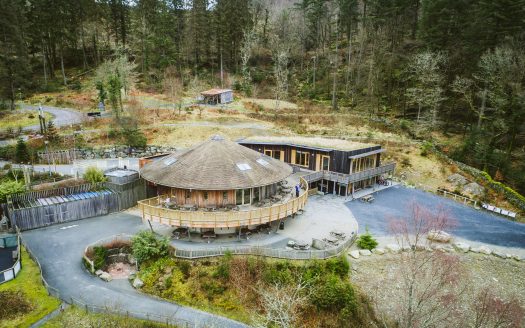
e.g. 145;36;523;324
138;177;309;228
302;162;396;185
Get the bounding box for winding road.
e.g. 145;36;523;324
22;213;249;328
20;104;85;131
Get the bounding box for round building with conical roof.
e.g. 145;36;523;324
138;136;308;234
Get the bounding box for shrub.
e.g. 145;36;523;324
131;230;169;264
357;228;378;250
213;251;232;279
0;180;25;202
420;141;433;157
0;290;33;320
311;274;357;311
325;255;350;278
122;127;147;148
93;246;108;271
15;138;30;163
83;167;107;184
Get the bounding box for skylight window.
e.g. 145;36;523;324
163;157;177;166
256;158;269;166
236;163;252;171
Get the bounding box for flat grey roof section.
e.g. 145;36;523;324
348;148;385;159
105;169;138;177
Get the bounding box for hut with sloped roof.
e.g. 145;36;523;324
141;135;293;207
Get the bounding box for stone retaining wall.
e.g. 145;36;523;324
432;146;525;213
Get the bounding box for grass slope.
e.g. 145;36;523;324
0;246;61;328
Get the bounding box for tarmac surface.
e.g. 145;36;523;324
22;213;248;328
347;185;525;250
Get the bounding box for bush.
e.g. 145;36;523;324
83;167;107;184
123;127;147;148
420;141;433;157
0;290;33;320
311;274;357;311
357;229;378;250
131;230;169;264
213;251;232;279
93;246;108;271
0;180;25;202
15;138;30;164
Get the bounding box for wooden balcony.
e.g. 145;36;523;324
302;162;396;185
138;178;309;229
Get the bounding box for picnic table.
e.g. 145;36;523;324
181;204;197;211
323;236;339;246
256;223;272;234
330;230;346;239
201;230;216;243
172;227;188;239
360;195;375;203
293;241;310;250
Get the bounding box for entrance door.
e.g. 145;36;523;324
321;155;330;171
273;151;281;160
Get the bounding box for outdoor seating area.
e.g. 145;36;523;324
322;230;350;247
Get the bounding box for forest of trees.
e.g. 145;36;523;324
0;0;524;192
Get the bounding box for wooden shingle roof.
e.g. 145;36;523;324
140;136;292;190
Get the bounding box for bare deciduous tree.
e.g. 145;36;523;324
387;202;465;328
405;51;446;127
471;287;524;328
253;279;310;328
163;65;183;117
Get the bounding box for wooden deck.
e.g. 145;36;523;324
138;178;309;229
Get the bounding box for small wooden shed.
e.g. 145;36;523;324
200;88;233;105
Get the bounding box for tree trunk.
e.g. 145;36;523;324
60;44;67;86
42;40;48;86
331;14;339;111
478;88;487;129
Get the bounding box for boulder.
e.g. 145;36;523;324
372;248;385;255
427;230;451;243
349;250;360;259
472;245;492;255
385;244;401;253
453;242;471;253
493;251;507;259
359;249;372;256
99;272;112;282
462;182;484;196
447;173;468;186
132;277;144;289
511;254;521;261
95;270;104;276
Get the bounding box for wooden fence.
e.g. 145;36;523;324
138;178;308;229
37;149;82;164
6;179;146;231
9;192;121;230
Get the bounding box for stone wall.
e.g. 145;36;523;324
37;145;176;164
432;146;525;213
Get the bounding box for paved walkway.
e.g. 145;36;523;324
147;194;358;251
22;213;248;328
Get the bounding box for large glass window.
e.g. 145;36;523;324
236;189;243;205
296;151;309;167
253;187;260;202
244;188;251;204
